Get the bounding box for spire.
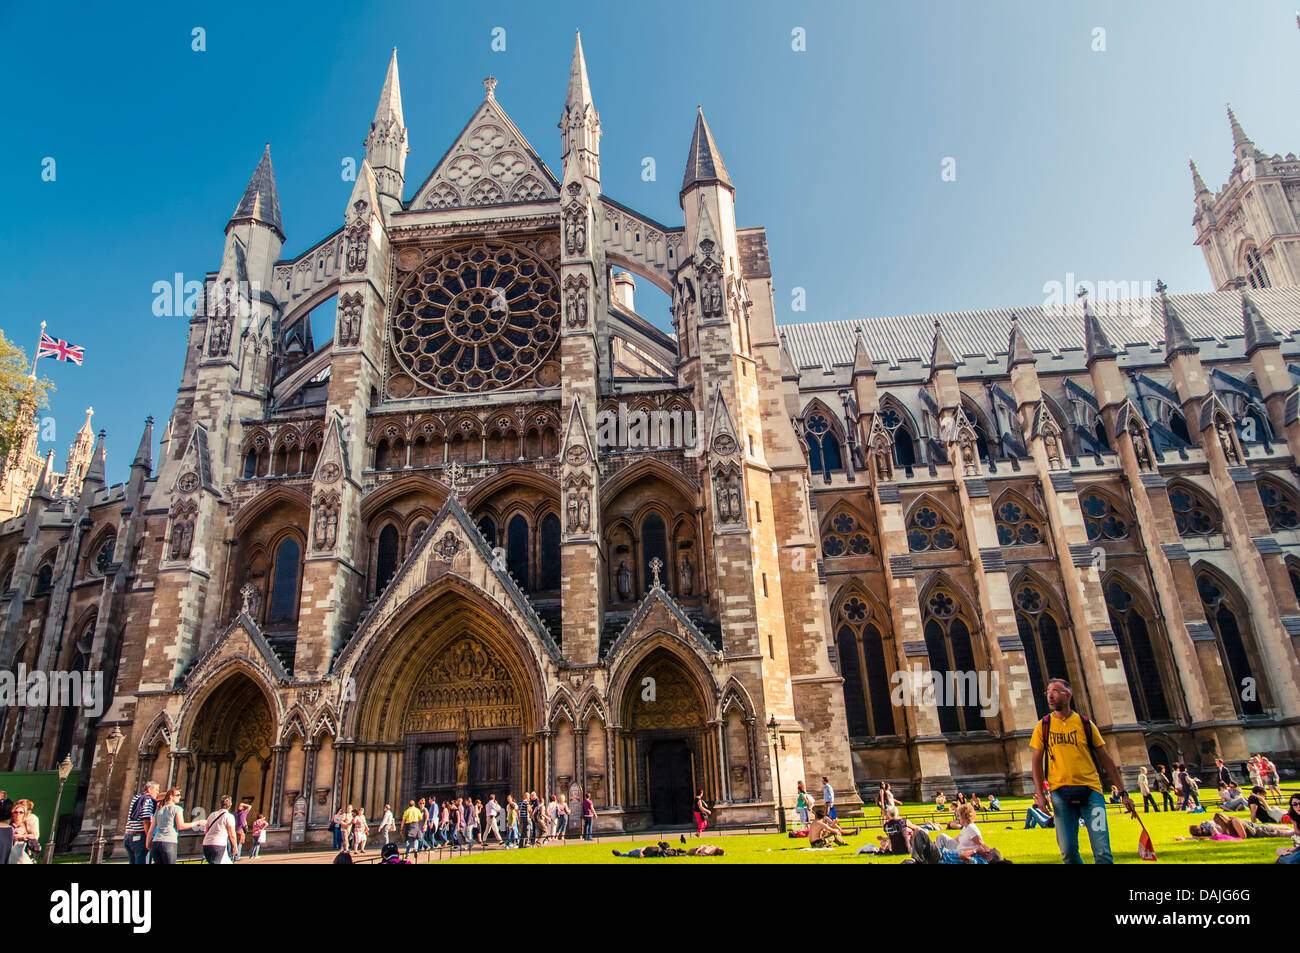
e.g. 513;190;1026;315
560;31;600;182
366;50;409;206
60;407;96;498
228;144;284;239
1189;157;1209;196
1227;104;1252;151
32;450;53;502
373;48;404;130
1006;313;1036;371
77;406;94;438
83;430;106;490
681;107;733;195
1158;280;1198;360
1242;292;1279;355
852;326;876;377
565;31;594;115
1081;293;1116;367
132;416;154;472
778;330;799;381
930;320;957;371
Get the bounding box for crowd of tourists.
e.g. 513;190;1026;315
0;790;41;864
341;790;602;858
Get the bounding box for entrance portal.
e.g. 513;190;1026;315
647;739;693;825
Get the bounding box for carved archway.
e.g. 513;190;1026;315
184;670;276;817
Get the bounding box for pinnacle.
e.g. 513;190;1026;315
228;144;284;239
681;108;733;195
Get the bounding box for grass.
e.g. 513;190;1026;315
445;795;1293;865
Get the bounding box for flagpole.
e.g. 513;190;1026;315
30;321;46;377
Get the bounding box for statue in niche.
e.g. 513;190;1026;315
616;561;632;601
679;555;693;595
1042;427;1063;470
1216;417;1240;465
578;493;590;532
960;437;977;476
1130;426;1151;471
567;491;581;533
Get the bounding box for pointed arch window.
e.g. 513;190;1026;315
995;497;1044;546
922;587;985;733
641;513;669;594
375;525;399;597
1104;581;1170;722
1244;245;1271;290
835;594;895;737
1169;484;1220;537
539;513;561;590
1258;480;1300;531
1197;574;1264;716
243;451;257;479
1080;493;1129;541
878;405;917;468
804;411;843;483
907;504;957;552
268;537;302;624
507;515;529;591
1013;582;1069;719
34;562;53;596
822;508;873;558
477;515;497;548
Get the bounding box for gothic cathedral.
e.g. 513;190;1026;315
3;39;1300;849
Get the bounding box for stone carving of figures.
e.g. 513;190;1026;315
617;561;632;601
874;441;892;483
567;491;580;533
1129;426;1150;471
728;483;742;522
702;277;723;317
578;493;590;532
240;582;261;618
565;209;586;255
209;317;230;356
960;438;976;475
679;555;693;595
715;480;729;522
1043;429;1062;470
1216;418;1239;464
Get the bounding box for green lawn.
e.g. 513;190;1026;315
447;796;1293;865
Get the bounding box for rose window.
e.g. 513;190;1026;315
391;241;560;394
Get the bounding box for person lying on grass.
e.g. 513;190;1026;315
611;840;725;858
1184;812;1293;840
807;807;847;848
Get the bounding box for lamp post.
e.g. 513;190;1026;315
89;726;123;865
43;754;73;865
767;715;786;833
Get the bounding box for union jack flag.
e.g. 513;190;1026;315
36;332;84;365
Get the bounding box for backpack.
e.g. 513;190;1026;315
1039;711;1097;781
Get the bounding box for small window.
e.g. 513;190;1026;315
907;505;956;552
1168;484;1220;537
1245;246;1271;290
1080;493;1128;541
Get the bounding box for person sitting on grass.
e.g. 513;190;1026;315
1219;782;1246;811
935;791;947;812
909;806;1005;864
1108;785;1122;804
988;794;1001;812
1024;801;1054;829
807;807;847;848
971;794;984;812
876;805;925;855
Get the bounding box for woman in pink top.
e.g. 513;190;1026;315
352;809;369;853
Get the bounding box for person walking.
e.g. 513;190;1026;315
483;794;502;844
377;804;394;846
821;776;836;821
795;781;813;828
333;804;348;852
533;795;550;845
546;795;560;842
401;801;422;858
231;800;252;861
555;793;570;841
1029;678;1135;864
1156;765;1175;812
123;780;159;865
693;789;711;836
1138;767;1158;813
249;814;268;858
506;796;520;847
581;791;596;841
146;788;203;864
1262;756;1283;802
352;808;369;854
201;795;239;864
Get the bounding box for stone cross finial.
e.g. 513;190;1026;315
447;461;464;502
1155;278;1168;296
649;557;663;590
1075;287;1088;301
484;76;497;99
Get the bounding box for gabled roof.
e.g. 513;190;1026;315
605;584;719;660
407;85;560;211
778;287;1300;372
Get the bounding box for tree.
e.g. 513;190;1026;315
0;331;54;469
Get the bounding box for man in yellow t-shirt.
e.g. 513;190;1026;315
401;801;423;858
1029;678;1135;864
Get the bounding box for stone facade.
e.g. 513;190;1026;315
2;50;1299;854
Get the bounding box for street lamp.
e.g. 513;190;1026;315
767;715;786;834
43;754;73;865
89;726;124;865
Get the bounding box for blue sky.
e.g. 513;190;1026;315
0;0;1294;483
